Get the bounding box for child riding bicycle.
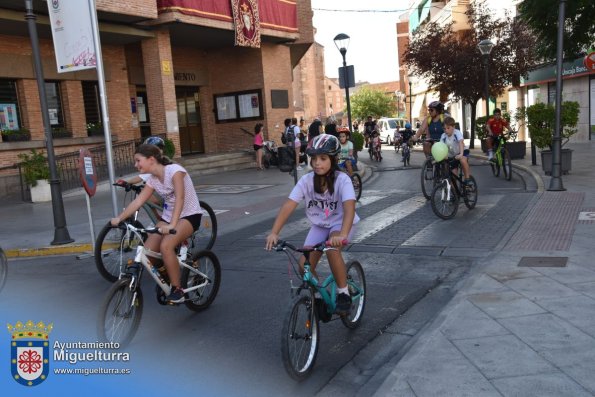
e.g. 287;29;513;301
440;116;471;183
337;130;356;176
265;135;359;316
111;144;204;304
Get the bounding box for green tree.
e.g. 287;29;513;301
518;0;595;59
349;86;396;120
404;2;536;146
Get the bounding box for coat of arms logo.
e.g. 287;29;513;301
8;320;53;386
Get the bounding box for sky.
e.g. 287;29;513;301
311;0;412;84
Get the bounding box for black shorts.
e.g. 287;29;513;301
253;144;262;151
181;213;202;232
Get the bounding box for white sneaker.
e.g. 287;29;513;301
296;166;303;170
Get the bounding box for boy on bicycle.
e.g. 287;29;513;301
486;108;511;160
265;135;359;316
440;117;471;183
337;130;356;176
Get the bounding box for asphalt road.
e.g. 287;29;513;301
0;147;536;396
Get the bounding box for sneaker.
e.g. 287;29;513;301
335;293;351;316
166;287;185;305
296;166;303;170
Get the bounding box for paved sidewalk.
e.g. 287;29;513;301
374;141;595;396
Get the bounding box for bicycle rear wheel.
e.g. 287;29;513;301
181;250;221;312
190;201;218;251
341;261;366;329
502;149;512;181
431;180;459;220
351;173;362;201
421;159;434;200
95;220;145;282
463;175;478;210
281;293;319;381
97;278;143;347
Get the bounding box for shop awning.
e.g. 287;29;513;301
412;94;425;120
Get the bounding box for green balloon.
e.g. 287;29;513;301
431;142;449;162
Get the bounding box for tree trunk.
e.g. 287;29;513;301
469;99;478;149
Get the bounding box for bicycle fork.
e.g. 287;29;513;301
441;180;453;202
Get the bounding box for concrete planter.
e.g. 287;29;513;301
507;141;527;159
30;179;51;203
541;148;572;176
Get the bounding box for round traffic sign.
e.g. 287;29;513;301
584;51;595;71
78;148;97;197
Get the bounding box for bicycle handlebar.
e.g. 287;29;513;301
113;182;144;194
273;239;348;252
117;222;176;235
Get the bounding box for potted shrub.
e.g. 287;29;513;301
163;137;176;158
475;116;489;153
86;122;103;136
350;130;364;163
1;128;31;142
18;149;51;202
525;101;579;175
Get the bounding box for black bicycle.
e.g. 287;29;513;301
430;158;478;220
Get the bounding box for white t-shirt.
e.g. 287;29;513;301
145;164;203;222
339;141;353;160
288;171;360;228
440;129;466;157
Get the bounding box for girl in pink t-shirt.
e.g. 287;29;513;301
111;144;203;304
265;135;358;316
253;123;264;170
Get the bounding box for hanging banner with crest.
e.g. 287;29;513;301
230;0;261;48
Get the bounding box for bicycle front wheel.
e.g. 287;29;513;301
351;173;362;201
463;175;478;210
502;149;512;181
97;278;143;347
182;250;221;312
341;261;366;329
95;220;145;282
191;201;218;251
0;247;7;293
490;155;501;177
421;159;434;200
281;293;319;381
431;180;459;220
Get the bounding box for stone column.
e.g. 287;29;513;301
141;29;180;156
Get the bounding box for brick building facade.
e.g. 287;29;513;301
0;0;313;196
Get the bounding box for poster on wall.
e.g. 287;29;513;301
238;93;259;118
47;0;96;73
0;103;19;130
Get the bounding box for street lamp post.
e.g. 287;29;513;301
478;39;494;150
334;33;353;133
409;80;413;123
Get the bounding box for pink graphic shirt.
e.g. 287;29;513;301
289;171;360;228
146;163;203;223
254;132;263;146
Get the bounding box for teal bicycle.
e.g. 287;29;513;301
273;239;366;381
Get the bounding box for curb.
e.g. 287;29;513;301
469;153;545;193
5;243;93;258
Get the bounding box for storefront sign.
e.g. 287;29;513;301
174;72;196;81
521;57;594;86
47;0;96;73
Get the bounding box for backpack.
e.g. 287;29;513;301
284;125;296;147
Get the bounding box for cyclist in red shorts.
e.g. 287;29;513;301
486;108;511;160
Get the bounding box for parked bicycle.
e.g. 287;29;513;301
489;133;513;181
94;182;217;282
96;222;221;347
272;239;365;381
430;158;478;220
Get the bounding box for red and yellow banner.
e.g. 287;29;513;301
157;0;297;33
231;0;261;48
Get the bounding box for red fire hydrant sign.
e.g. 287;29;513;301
78;148;97;197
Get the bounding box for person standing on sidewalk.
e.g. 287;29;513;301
253;123;264;170
308;116;323;143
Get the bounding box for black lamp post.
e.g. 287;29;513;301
24;0;73;245
478;39;494;150
409;80;413;123
334;33;353;133
548;0;566;191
